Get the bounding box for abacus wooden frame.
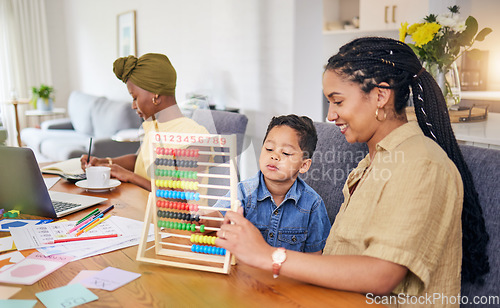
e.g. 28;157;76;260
137;132;238;274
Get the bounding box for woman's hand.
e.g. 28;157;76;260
80;155;106;171
107;163;135;183
215;208;274;270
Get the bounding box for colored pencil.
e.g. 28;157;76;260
99;204;114;216
67;215;96;234
45;234;120;244
77;213;103;232
76;214;111;236
76;208;99;225
81;214;112;234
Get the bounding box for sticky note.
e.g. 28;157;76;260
81;267;141;291
36;284;98;308
0;286;22;299
67;270;100;285
0;299;37;308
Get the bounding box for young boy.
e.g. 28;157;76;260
216;114;331;254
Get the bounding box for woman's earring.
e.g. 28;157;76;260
152;96;160;106
375;107;387;122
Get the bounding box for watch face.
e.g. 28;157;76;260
272;248;286;263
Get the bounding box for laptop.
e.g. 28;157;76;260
0;146;107;218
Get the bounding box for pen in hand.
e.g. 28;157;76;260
86;137;92;166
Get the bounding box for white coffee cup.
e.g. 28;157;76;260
86;166;111;188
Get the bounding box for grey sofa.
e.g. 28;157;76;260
301;122;499;306
21;91;142;161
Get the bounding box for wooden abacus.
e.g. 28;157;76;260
137;132;238;274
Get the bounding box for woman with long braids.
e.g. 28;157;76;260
215;37;489;306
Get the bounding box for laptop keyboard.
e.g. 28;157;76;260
52;200;82;213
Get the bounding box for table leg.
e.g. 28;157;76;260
13;103;21;147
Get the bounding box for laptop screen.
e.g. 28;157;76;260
0;146;59;218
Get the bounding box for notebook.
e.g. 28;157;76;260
0;147;107;218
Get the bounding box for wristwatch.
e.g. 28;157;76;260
272;247;287;279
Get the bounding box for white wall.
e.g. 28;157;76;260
44;0;323;179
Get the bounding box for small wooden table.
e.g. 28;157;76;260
0;173;378;307
1;98;30;146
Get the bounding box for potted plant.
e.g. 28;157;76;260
31;84;55;111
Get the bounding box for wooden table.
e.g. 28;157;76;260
1;98;30;146
1;175;376;307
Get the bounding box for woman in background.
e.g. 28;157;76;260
81;53;208;191
216;37;489;307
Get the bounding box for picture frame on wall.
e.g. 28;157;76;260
117;10;136;57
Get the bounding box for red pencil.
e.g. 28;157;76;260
45;234;120;244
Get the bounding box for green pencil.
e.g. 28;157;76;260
76;208;99;225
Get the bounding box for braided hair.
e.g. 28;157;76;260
325;37;489;285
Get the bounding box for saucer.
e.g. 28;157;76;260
75;179;121;192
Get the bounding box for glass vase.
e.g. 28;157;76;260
424;61;461;108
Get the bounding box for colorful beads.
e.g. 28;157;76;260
191;244;225;255
155;180;199;190
156;200;199;212
154;169;198;179
157;220;204;232
155;147;200;158
156;190;200;201
157;210;200;222
190;234;217;245
154;158;198;168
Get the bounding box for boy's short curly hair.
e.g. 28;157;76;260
263;114;317;159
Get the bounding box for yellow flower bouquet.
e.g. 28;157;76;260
400;5;491;71
400;6;492;106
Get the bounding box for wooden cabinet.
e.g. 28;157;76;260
323;0;457;33
359;0;428;30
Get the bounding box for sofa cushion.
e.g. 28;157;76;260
40;136;91;161
459;145;500;302
67;91;102;136
21;127;90;153
90;98;142;138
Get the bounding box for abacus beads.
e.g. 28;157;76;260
155;147;199;158
156;190;200;201
190;234;217;245
156;200;199;211
155;158;198;168
158;220;206;233
191;244;225;255
155;169;198;179
155;180;199;190
157;210;200;222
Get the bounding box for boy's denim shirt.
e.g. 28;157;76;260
217;171;331;252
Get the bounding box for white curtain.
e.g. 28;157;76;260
0;0;52;146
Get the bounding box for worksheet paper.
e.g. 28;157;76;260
10;216;157;260
0;219;53;232
11;216;144;250
43;177;59;189
0;236;15;252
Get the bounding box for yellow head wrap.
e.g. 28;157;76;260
113;53;176;96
